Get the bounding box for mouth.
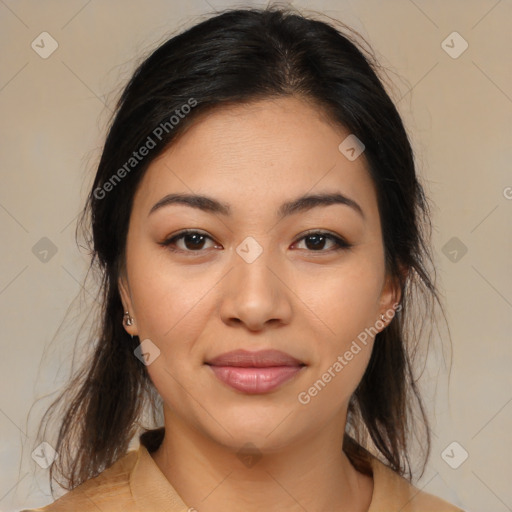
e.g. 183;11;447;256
205;349;306;394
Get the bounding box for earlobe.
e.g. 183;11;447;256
118;274;138;336
123;311;135;327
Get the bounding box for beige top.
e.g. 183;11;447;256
22;432;465;512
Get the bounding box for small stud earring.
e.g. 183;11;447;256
124;311;134;326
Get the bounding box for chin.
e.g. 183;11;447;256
198;405;304;452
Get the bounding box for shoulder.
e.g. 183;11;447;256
369;456;465;512
20;449;139;512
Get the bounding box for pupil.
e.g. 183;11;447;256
306;234;325;250
185;234;205;250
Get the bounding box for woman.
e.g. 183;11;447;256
23;6;464;512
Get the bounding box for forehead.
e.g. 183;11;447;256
133;96;379;221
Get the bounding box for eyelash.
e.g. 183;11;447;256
159;229;352;255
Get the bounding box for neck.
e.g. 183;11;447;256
150;409;373;512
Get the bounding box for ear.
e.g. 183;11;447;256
378;266;405;326
118;272;138;337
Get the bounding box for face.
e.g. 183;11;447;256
119;96;400;452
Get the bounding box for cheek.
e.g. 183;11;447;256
137;289;212;377
126;248;224;381
293;260;381;405
134;272;208;339
126;239;212;336
296;269;379;410
298;261;383;341
128;258;217;414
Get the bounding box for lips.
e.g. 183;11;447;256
205;349;306;394
206;349;304;367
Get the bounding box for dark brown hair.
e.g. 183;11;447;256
33;5;447;496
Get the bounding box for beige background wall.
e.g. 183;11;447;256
1;1;511;511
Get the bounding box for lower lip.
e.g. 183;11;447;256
208;365;304;394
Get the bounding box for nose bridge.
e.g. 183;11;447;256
219;235;292;329
233;235;278;299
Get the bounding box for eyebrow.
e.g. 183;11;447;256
148;191;365;220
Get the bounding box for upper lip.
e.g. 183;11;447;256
206;349;305;367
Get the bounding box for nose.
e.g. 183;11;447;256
219;248;293;331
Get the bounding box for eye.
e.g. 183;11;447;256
292;231;352;252
160;229;352;254
160;230;220;253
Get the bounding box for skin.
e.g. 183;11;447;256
119;96;401;512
